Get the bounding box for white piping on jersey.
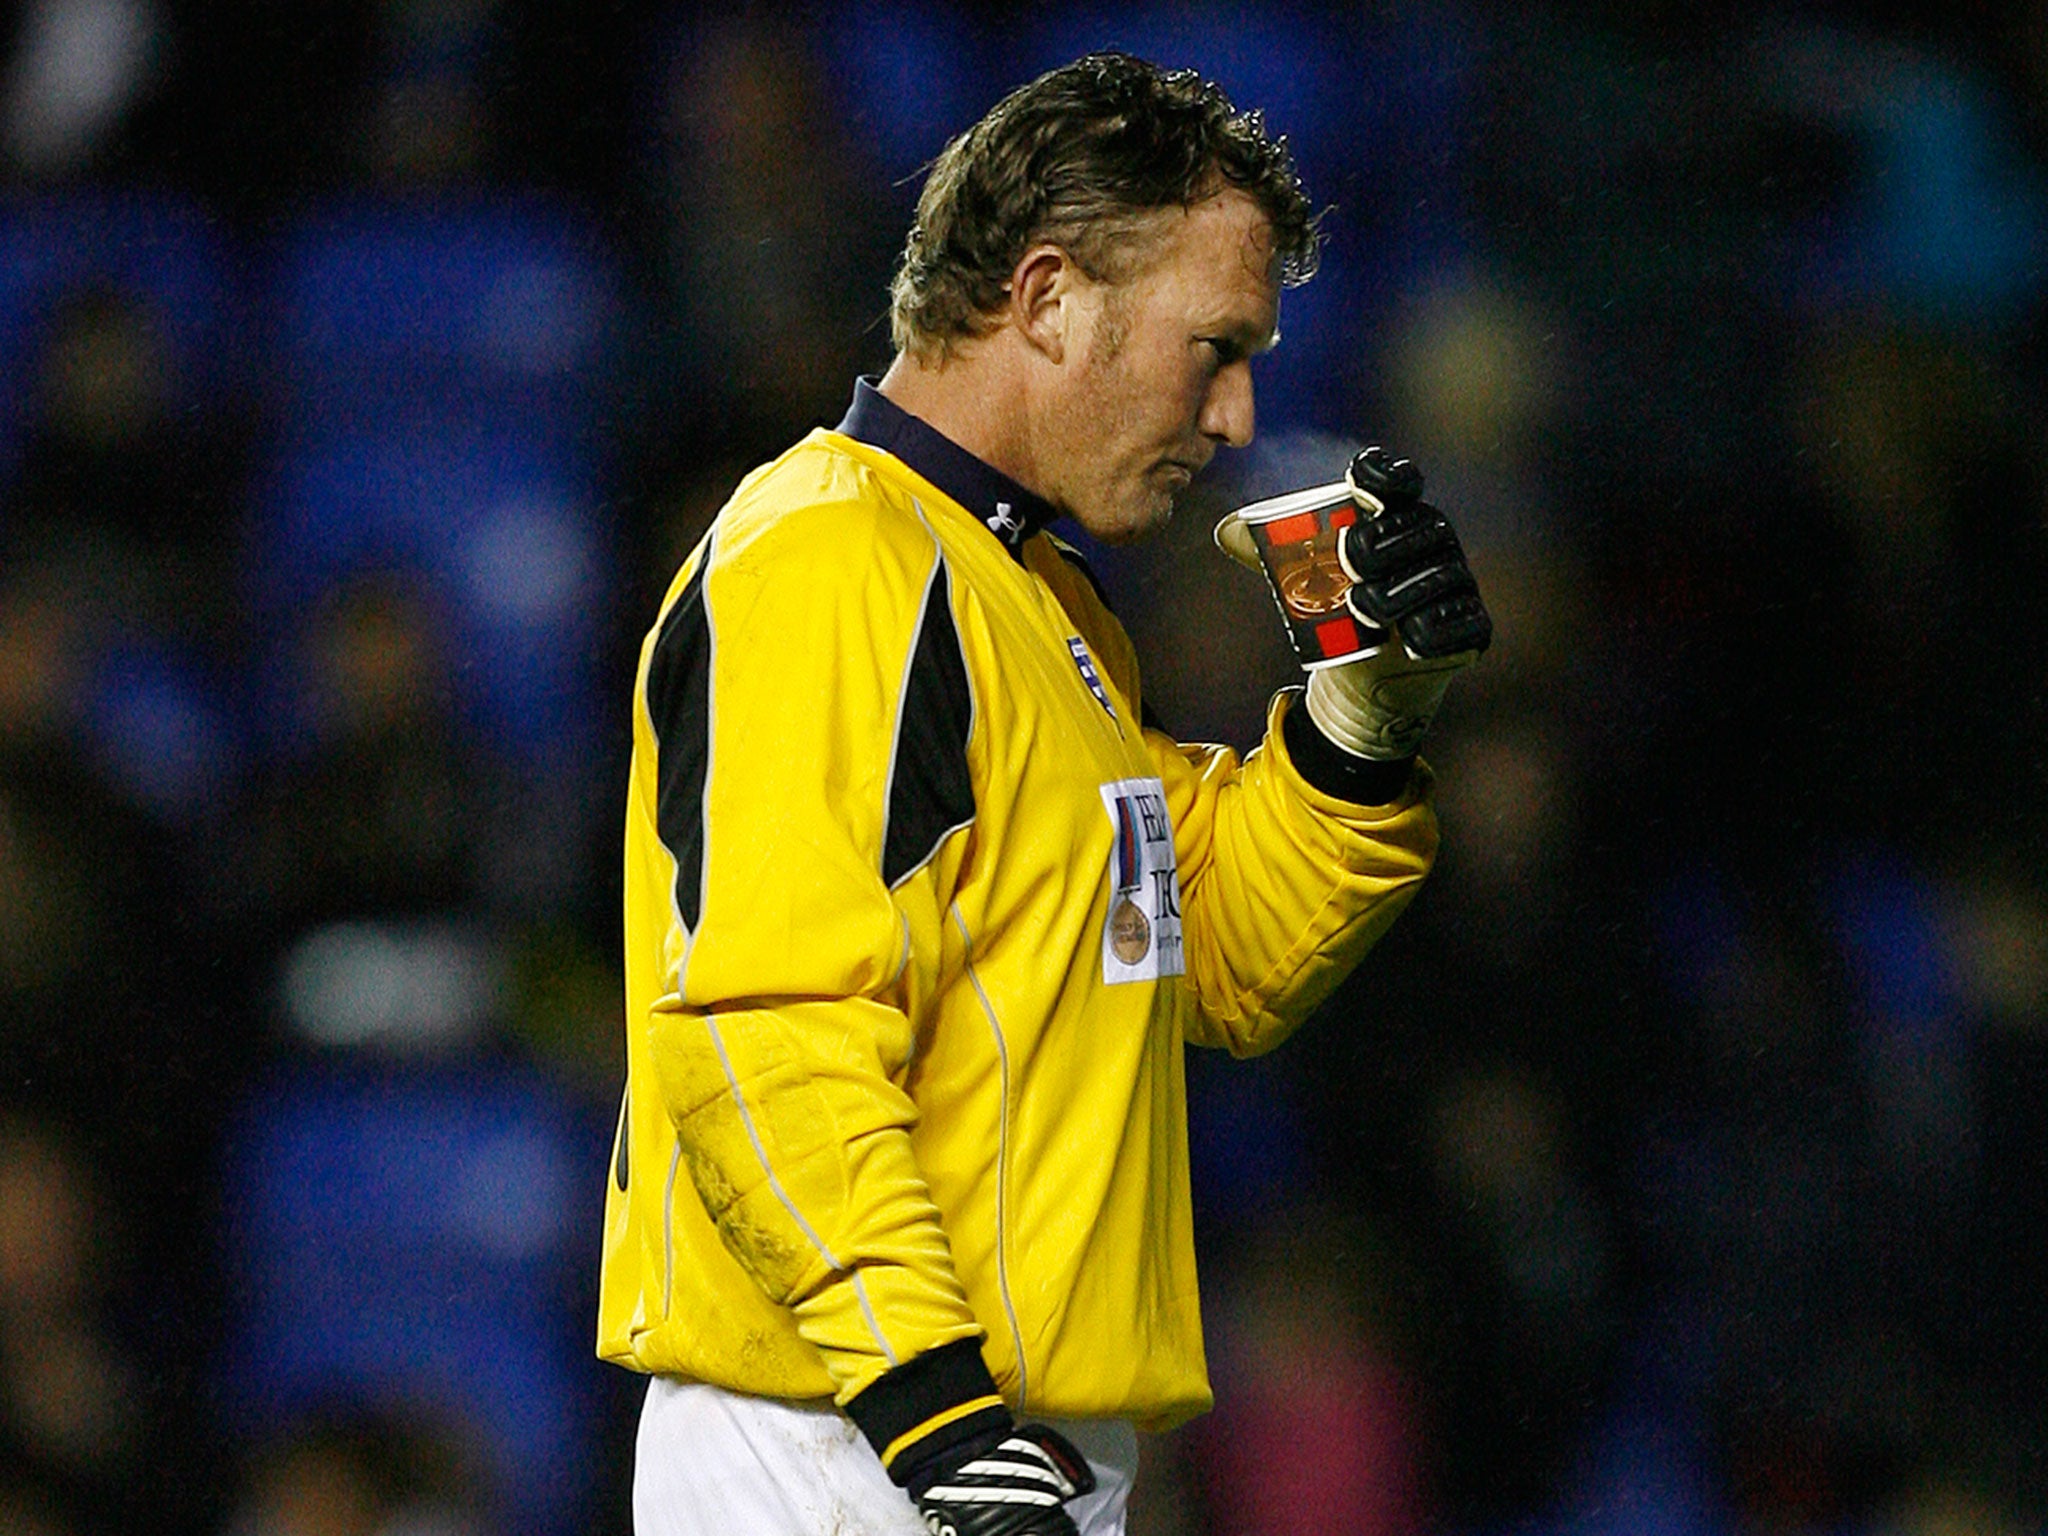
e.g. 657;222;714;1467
888;910;912;1000
852;1273;898;1369
661;1137;682;1319
703;1017;898;1364
951;903;1028;1412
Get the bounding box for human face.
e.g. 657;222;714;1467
1045;190;1281;544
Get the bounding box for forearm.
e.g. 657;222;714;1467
650;995;985;1403
1158;694;1438;1056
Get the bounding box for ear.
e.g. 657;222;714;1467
1009;243;1082;365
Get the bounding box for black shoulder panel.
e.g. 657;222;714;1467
883;560;976;888
645;554;713;932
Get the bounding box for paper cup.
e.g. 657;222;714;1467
1227;481;1378;668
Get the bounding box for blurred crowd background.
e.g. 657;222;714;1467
1;2;2045;1534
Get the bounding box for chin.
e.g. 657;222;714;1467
1104;502;1175;545
1067;494;1163;546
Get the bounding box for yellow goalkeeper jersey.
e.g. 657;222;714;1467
596;380;1437;1430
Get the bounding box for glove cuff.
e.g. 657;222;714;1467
1305;661;1459;764
1282;690;1416;805
844;1338;1011;1486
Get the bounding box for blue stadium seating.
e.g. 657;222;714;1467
247;197;621;763
217;1058;609;1536
0;189;240;487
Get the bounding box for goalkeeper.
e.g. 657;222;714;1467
599;49;1490;1536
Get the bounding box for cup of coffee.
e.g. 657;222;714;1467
1223;482;1379;668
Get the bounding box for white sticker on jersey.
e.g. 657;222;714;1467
1099;776;1183;984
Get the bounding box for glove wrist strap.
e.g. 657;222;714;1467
845;1338;1010;1485
1282;691;1415;804
1304;667;1435;760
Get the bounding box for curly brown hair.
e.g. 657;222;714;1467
889;51;1322;360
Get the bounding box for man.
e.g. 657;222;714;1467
598;51;1489;1536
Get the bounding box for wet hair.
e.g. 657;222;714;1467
889;51;1321;359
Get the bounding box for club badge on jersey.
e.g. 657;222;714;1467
1099;778;1182;983
1067;637;1116;719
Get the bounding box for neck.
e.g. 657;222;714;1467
877;342;1049;504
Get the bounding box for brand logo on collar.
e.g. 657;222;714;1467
987;501;1027;542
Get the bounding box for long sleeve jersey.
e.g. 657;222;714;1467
596;380;1438;1432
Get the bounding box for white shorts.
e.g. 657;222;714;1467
632;1376;1138;1536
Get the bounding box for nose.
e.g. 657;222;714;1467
1199;359;1255;449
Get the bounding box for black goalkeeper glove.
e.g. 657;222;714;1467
845;1339;1096;1536
1218;445;1492;762
1339;446;1493;664
900;1422;1097;1536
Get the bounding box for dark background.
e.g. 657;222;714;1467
1;3;2044;1533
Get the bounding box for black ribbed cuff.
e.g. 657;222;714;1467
844;1337;1010;1484
1281;691;1416;805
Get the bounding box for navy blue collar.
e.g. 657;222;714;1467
835;377;1059;556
